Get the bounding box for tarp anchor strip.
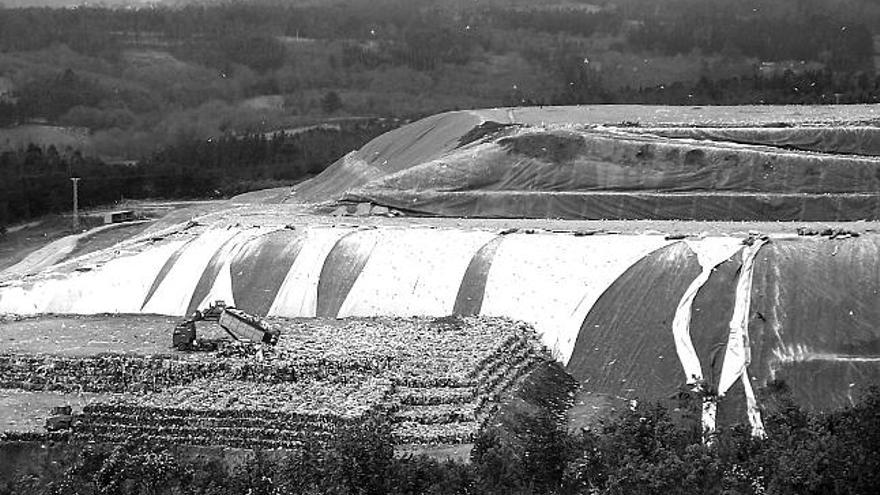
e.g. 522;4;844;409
714;239;768;439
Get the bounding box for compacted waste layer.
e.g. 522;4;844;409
1;316;548;449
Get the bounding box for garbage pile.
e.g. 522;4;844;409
0;352;382;393
74;377;393;450
4;316;551;450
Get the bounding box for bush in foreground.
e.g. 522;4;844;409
2;383;878;495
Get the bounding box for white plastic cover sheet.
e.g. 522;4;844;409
267;227;355;317
0;240;185;315
141;228;241;315
479;234;671;363
337;228;496;318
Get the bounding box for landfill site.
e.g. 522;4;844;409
1;104;880;467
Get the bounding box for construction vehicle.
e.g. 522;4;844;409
172;300;280;350
45;405;73;431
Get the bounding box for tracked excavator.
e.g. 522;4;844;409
172;300;280;350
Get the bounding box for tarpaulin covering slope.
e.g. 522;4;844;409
0;227;666;362
316;229;381;317
476;233;669;361
234;105;875;208
141;229;243;316
281;104;880;220
267;227;354;317
344;126;880;220
334;228;496;318
747;237;880;409
566;235;880;412
453;236;503;316
230;229;306;316
1;227;878;414
567;242;702;395
355;129;880;194
186;228;278;315
688;253;750;427
290;111;483;203
632;126;880;157
350;190;879;222
0;241;184;315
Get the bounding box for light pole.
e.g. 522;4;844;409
70;177;80;231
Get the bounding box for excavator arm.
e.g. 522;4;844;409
172;300;279;350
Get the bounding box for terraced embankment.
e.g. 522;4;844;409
0;316;550;452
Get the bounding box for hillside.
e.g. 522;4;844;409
2;0;878;159
2;0;879;231
287;104;880;221
1;101;879;492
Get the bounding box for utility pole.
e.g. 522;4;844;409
70;177;80;231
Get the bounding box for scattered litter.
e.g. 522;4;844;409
664;233;690;240
370;205;390;216
330;206;349;217
796;226;860;239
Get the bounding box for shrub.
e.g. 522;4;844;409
5;384;879;494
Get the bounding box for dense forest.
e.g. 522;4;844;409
1;0;879;228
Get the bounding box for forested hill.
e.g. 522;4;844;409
2;0;877;144
1;0;879;227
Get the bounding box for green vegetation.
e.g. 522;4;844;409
1;0;879;227
2;0;878;134
3;382;878;494
0;119;396;228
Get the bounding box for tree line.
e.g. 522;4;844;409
0;1;874;76
0;119;396;230
1;0;878;228
0;1;876;130
626;1;874;72
552;68;880;106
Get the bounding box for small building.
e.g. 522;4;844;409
103;210;136;224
